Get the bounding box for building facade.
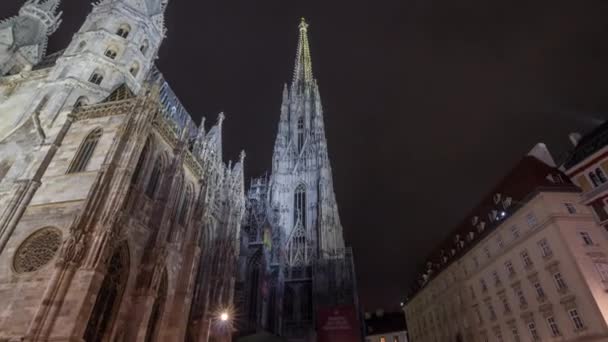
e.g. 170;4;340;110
404;145;608;342
236;20;359;341
365;311;409;342
0;1;245;341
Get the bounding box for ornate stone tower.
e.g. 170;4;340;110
0;0;62;76
238;19;357;341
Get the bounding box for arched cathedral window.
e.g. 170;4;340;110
74;96;89;109
83;246;129;342
140;40;149;55
67;128;102;174
130;62;140;77
104;47;118;60
116;24;131;39
247;252;262;325
177;185;193;226
132;138;151;186
294;184;306;226
167;177;183;242
89;71;104;86
297;117;304;152
145;157;163;198
144;272;168;342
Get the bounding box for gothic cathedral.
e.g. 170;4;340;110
0;0;245;341
236;20;359;341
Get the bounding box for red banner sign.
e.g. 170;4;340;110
317;305;361;342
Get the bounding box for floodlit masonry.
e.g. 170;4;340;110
404;144;608;342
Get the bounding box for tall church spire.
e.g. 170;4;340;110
292;18;314;89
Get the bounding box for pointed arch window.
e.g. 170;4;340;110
116;24;131;39
140;40;149;55
83;246;129;342
145;157;163;198
167;177;183;242
76;40;86;53
177;185;193;226
104;47;118;60
89;71;104;85
74;96;89;109
294;184;306;226
144;272;167;342
132;138;151;186
247;252;262;324
297;117;305;152
130;62;140;77
68;128;103;173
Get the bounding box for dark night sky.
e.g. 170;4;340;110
4;0;608;311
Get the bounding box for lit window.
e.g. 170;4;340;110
505;260;516;276
104;47;118;59
533;282;545;299
380;336;386;342
546;316;561;336
580;231;594;246
568;309;585;330
116;24;131;38
67;128;102;173
595;262;608;282
538;239;552;257
89;72;103;85
526;213;538;228
565;203;577;214
553;272;567;291
521;250;533;268
528;321;540;341
393;336;399;342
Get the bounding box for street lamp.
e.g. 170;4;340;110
220;311;229;322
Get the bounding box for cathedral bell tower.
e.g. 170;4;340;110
269;18;347;340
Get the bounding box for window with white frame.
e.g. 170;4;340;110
505;260;516;276
546;316;561;336
594;262;608;282
565;203;577;214
533;282;545;298
521;250;533;268
526;213;539;228
527;321;540;340
580;231;594;246
568;309;585;330
553;272;568;291
104;47;118;59
538;239;553;257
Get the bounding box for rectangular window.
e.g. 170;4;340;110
521;250;533;268
505;260;516;276
501;296;511;314
547;316;561;336
511;225;520;239
595;262;608;281
484;246;491;259
495;332;504;342
580;231;594;246
528;321;540;340
487;302;496;320
533;282;545;298
497;235;504;249
538;239;553;257
569;309;585;330
526;212;539;228
492;270;501;286
565;203;577;214
480;278;488;292
553;272;568;291
475;306;483;324
511;327;520;342
515;288;527;306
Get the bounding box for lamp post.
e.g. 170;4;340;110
208;309;232;342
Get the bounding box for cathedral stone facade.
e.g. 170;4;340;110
236;20;359;342
0;1;245;341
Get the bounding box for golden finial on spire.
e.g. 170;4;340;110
299;17;309;31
